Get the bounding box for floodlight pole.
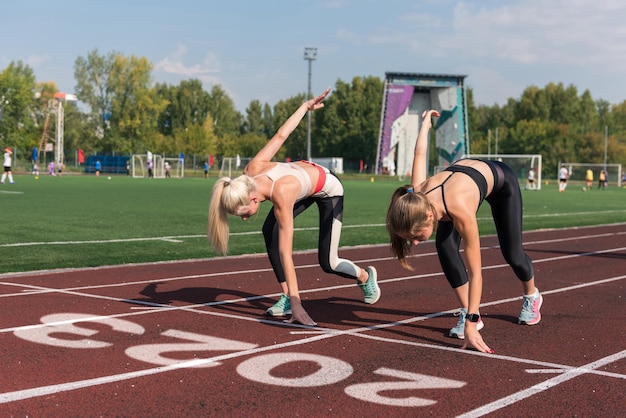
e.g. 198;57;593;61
604;125;608;171
304;47;317;161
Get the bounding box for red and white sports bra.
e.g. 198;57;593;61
254;162;312;201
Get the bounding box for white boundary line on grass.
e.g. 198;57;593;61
2;213;626;248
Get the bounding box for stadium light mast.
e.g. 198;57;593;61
304;47;317;161
604;125;608;171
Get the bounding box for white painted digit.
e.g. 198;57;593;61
344;367;466;407
236;352;353;387
125;329;258;367
13;313;145;349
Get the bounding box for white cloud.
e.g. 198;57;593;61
449;1;626;70
154;44;221;85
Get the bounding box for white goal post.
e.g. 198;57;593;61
559;162;622;187
461;154;543;190
164;157;184;178
132;154;165;178
219;156;252;178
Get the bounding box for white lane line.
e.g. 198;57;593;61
1;281;624;404
1;228;624;299
0;227;624;405
0;275;623;404
456;349;626;418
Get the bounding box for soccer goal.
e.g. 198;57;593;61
219;156;251;178
164;157;184;179
132;154;165;178
462;154;543;190
559;162;622;188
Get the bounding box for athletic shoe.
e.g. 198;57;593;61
518;288;543;325
449;308;485;339
265;294;291;317
358;266;381;304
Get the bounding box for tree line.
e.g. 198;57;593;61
1;49;625;175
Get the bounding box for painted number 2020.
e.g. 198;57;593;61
14;313;465;407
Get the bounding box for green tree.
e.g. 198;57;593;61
315;76;383;170
243;100;264;135
207;85;243;139
174;113;218;156
272;94;307;160
0;61;37;150
74;50;167;153
155;79;211;138
107;54;167;153
74;49;117;148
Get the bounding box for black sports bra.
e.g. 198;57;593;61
424;164;489;219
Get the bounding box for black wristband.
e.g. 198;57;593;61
466;313;480;322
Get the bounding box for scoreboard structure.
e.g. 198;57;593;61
375;72;469;177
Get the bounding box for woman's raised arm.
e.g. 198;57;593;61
250;87;331;164
410;110;440;187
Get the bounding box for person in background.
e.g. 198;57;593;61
204;161;209;179
1;147;15;184
208;87;380;326
558;164;569;192
598;170;606;189
585;169;593;190
95;160;101;177
526;167;536;190
386;109;542;354
165;161;171;178
48;161;55;176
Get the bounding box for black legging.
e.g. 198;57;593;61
436;161;534;288
262;195;359;284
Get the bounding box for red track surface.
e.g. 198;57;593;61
1;224;625;417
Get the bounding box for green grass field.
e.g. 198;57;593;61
1;173;625;274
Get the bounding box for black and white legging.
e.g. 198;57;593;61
262;173;361;284
436;160;534;288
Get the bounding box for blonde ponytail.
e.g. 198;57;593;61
208;175;257;255
386;186;434;270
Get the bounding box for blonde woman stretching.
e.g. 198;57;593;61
208;87;380;326
386;110;542;353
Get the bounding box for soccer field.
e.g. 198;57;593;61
1;174;625;274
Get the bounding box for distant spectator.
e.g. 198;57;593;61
1;147;15;184
598;170;606;189
204;161;209;179
148;160;153;178
165;161;171;178
95;160;101;177
49;161;55;176
558;164;569;192
526;168;536;190
585;169;593;189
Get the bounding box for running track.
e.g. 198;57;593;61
0;224;624;417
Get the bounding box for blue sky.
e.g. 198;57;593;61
3;0;626;112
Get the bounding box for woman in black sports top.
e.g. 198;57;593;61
386;110;543;354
